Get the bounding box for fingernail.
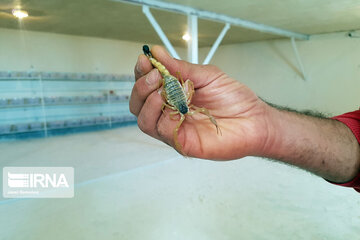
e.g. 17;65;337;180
135;63;141;75
146;69;159;86
135;57;143;76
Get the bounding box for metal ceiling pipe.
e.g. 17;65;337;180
203;23;230;64
114;0;310;40
142;5;181;59
187;14;198;64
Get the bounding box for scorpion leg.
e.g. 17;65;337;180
176;71;185;86
158;78;164;89
156;77;165;91
188;105;221;135
176;72;194;103
161;102;176;113
173;113;186;154
160;89;176;113
160;87;167;102
184;79;195;104
169;111;180;120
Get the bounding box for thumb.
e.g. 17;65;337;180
150;45;221;88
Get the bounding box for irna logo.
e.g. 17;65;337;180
8;172;70;188
3;167;74;198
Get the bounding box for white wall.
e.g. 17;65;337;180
0;28;148;74
0;28;186;75
0;28;146;128
1;27;358;129
201;32;360;115
2;28;358;116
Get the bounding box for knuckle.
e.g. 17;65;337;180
147;90;160;103
145;90;163;111
133;77;150;98
129;103;136;115
132;81;142;95
137;117;146;132
206;64;221;72
137;115;151;134
156;122;165;138
129;92;138;115
156;118;169;140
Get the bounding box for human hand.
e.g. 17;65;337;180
130;45;271;160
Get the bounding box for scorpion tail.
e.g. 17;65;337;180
142;45;153;58
142;45;170;76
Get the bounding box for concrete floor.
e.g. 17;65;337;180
0;126;359;239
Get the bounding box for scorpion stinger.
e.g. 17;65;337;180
143;45;153;58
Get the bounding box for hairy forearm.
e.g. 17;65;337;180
262;105;360;183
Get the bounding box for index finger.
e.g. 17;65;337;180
134;54;153;81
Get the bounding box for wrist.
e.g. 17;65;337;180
257;104;287;159
256;103;323;168
257;103;360;182
245;101;281;158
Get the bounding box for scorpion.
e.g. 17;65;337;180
142;45;221;154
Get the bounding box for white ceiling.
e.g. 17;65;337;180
0;0;359;47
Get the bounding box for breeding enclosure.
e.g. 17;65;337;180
0;0;359;239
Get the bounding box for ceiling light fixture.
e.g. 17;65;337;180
12;9;29;19
182;33;190;41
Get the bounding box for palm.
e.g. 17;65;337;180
131;45;269;160
159;68;268;160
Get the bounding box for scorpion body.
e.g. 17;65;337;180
162;75;188;115
142;45;220;153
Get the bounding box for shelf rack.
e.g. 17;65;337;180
0;71;136;138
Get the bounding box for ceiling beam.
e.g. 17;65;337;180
203;23;230;64
187;14;198;63
142;5;181;59
112;0;310;40
291;37;307;81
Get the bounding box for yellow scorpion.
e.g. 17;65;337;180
142;45;221;153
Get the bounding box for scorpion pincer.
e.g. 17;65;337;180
142;45;221;154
